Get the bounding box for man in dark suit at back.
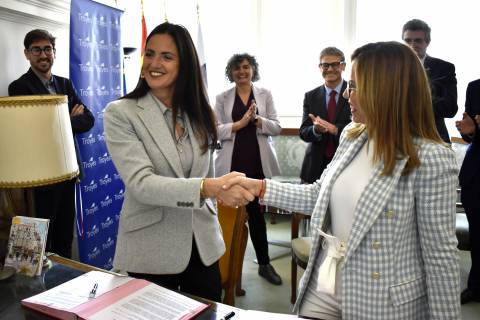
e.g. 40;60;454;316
402;19;458;143
456;79;480;304
8;29;94;258
300;47;351;183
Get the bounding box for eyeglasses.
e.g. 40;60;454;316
319;61;344;70
404;38;426;45
344;80;357;98
28;46;55;56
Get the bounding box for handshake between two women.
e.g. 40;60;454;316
202;172;262;208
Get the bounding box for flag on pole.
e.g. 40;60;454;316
196;5;207;89
141;0;147;62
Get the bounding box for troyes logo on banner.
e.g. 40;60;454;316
85;202;99;215
110;64;121;74
102;237;115;250
114;189;124;201
86;224;99;239
79;61;93;72
78;12;120;30
97;40;109;50
82;133;96;145
98;153;111;164
83;156;97;169
100;195;112;208
97;85;109;96
80;85;120;98
84;179;98;192
101;217;114;230
79;61;120;74
99;174;112;186
80;86;94;97
110;85;122;97
95;63;109;73
87;246;101;260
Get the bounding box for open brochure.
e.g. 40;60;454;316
4;216;49;276
22;271;209;320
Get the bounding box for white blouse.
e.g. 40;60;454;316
299;141;375;320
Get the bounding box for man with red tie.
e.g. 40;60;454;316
300;47;351;183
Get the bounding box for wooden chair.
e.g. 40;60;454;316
291;212;311;304
217;203;249;306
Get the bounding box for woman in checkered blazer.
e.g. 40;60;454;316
224;41;460;319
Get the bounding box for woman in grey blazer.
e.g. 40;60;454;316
224;42;460;319
104;23;252;301
214;53;282;285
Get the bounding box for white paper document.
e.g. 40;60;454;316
24;271;131;309
88;283;207;320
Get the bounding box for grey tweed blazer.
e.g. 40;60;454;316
104;93;225;274
264;123;460;319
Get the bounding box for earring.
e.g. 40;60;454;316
140;73;145;78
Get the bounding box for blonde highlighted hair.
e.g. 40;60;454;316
346;41;442;175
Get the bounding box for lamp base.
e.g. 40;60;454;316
0;266;16;280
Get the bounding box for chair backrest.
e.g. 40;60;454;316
271;135;307;178
217;203;248;305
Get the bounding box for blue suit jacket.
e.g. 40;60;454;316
8;68;94;134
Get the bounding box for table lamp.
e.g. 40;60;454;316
0;95;79;280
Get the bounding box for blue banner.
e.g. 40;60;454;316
70;0;124;269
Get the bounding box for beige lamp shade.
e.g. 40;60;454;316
0;95;79;188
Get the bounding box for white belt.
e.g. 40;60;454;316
316;228;346;295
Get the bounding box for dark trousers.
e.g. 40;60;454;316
246;198;270;265
462;186;480;292
128;239;222;302
34;179;76;258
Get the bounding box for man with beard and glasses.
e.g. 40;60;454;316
8;29;94;258
300;47;351;184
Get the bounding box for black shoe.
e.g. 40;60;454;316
461;288;480;304
258;264;282;285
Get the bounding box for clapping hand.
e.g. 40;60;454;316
456;112;476;135
308;114;337;135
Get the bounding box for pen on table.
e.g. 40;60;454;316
89;283;98;298
220;311;235;320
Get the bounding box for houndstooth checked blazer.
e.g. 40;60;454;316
264;123;460;319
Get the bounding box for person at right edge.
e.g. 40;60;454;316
300;47;351;184
402;19;458;143
456;79;480;304
214;53;283;285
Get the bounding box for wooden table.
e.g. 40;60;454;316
0;254;237;320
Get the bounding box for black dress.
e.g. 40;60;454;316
230;91;269;265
